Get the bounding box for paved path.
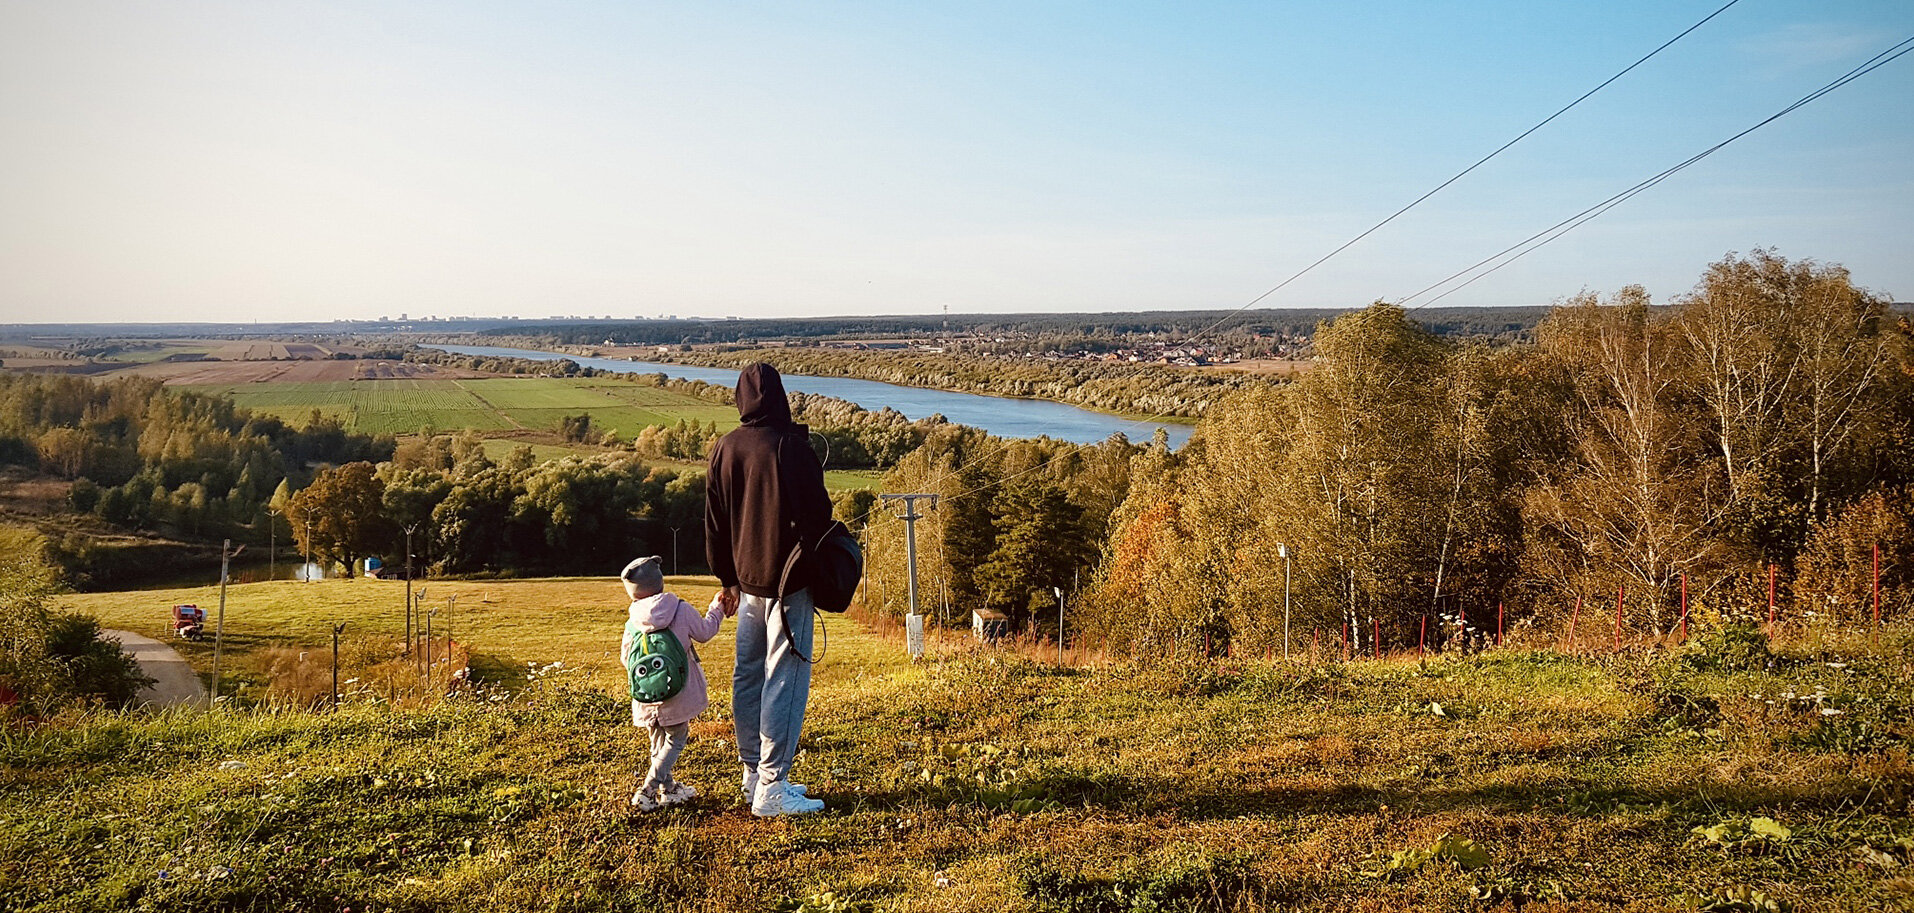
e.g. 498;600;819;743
101;630;207;708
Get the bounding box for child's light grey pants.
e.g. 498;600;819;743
641;721;689;793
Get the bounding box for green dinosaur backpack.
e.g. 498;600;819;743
624;621;689;704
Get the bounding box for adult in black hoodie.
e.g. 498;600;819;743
704;362;832;816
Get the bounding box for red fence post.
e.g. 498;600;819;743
1419;616;1427;659
1613;585;1625;651
1874;542;1882;647
1679;573;1689;642
1341;622;1350;662
1496;602;1504;647
1373;617;1381;660
1767;563;1777;632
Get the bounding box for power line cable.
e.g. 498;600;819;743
883;3;1749;522
1398;33;1914;309
1161;0;1745;352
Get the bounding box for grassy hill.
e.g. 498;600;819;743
3;578;1909;911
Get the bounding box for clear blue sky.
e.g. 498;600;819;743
2;1;1908;323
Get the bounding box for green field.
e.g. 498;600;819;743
12;579;1910;911
183;377;738;439
195;379;515;436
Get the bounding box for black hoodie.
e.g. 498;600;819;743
704;363;833;597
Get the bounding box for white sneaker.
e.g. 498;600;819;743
752;780;824;817
743;770;806;801
659;782;698;806
630;787;661;812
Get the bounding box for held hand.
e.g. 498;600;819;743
719;586;740;617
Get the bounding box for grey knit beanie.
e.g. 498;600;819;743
620;555;664;595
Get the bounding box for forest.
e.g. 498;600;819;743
1065;251;1913;652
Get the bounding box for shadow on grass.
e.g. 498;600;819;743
811;764;1902;823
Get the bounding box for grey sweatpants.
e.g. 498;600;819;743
640;721;689;794
732;588;814;790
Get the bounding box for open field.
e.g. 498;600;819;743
172;376;740;439
9;578;1910;911
116;359;484;384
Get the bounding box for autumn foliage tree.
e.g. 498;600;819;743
289;462;388;576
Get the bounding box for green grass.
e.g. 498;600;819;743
194;380;514;436
179;377;738;439
11;586;1909;912
461;377;737;439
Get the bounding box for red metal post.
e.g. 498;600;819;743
1341;622;1350;662
1767;563;1777;631
1419;616;1427;659
1613;585;1625;651
1679;573;1688;642
1874;543;1882;644
1496;602;1504;647
1373;617;1380;660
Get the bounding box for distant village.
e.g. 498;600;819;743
810;330;1312;366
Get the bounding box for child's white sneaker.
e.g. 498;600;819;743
630;786;662;812
752;779;823;817
659;782;698;806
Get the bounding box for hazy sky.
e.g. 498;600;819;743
2;1;1908;324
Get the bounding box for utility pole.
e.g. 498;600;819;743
1278;543;1292;659
1054;586;1065;664
210;539;243;707
881;493;938;657
332;623;346;712
414;588;427;671
299;505;317;582
267;507;279;581
880;494;938;618
403;523;417;653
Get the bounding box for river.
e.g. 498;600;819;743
431;344;1194;448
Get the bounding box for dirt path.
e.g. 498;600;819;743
101;630;207;708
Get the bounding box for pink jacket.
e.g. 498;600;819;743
622;592;724;728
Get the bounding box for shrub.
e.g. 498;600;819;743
0;528;152;714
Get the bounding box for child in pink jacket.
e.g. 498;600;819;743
619;555;728;811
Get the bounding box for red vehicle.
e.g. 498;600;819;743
172;604;205;641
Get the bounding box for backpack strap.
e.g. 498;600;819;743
773;437;825;665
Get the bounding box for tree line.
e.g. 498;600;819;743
1075;251;1911;652
0;374;392;585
